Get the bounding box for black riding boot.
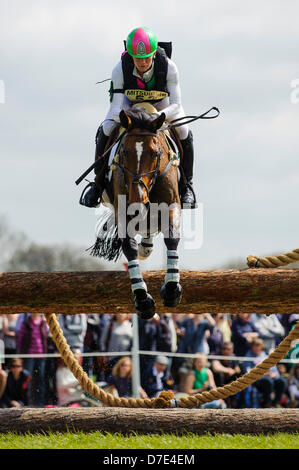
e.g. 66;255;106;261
179;130;197;209
81;126;109;208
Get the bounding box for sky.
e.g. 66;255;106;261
0;0;298;271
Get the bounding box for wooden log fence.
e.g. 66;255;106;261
0;268;299;314
0;408;298;435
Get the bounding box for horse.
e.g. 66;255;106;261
91;105;182;319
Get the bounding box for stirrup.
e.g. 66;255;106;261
79;181;102;207
180;183;198;209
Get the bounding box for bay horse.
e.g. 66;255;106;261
92;105;182;319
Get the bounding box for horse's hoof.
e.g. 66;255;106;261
160;282;182;307
134;289;156;320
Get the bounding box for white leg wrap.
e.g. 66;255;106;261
165;250;180;284
128;260;147;293
138;236;154;260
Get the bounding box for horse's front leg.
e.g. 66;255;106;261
160;207;182;307
121;236;156;319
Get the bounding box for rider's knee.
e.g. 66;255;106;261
175;123;189;141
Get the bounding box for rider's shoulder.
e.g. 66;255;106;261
112;60;123;74
166;58;179;79
111;60;124;80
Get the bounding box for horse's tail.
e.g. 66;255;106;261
86;209;123;262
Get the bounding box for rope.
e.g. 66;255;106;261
45;313;299;409
247;248;299;268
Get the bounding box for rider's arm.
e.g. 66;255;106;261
157;59;183;121
107;62;125;122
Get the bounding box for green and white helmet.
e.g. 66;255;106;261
126;27;158;58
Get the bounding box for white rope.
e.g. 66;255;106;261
2;350;298;363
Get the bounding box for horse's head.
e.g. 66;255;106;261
118;108;166;206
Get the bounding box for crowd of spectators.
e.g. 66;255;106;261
0;312;298;409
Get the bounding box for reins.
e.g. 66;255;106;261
75;130;127;186
75;106;220;186
165;106;220;129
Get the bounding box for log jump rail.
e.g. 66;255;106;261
1;268;299;314
0;408;298;435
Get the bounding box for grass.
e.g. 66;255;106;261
0;432;298;449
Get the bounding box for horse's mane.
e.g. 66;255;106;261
125;107;157;130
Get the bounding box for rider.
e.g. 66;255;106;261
82;26;197;208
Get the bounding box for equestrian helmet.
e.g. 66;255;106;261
126;27;158;58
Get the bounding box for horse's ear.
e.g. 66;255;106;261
119;110;132;129
151;112;166;132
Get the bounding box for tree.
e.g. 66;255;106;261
0;216;28;271
5;242;107;272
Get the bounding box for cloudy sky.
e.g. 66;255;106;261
0;0;298;271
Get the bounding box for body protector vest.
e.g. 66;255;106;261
110;43;172;104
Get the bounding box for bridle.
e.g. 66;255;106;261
112;130;177;198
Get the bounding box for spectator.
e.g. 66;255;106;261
100;314;132;367
138;315;160;373
212;342;241;387
17;313;48;406
283;324;299;368
172;314;186;349
56;348;85;406
174;314;215;390
94;314;113;382
183;353;226;408
0;358;31;408
105;356;147;398
278;314;299;336
288;364;299;408
142;356;174;398
15;313;26;335
231;314;260;357
215;313;232;343
3;314;19;361
45;328;59;406
171;314;187;385
208;314;225;355
0;315;4;341
58;314;87;353
0;363;7;401
178;314;216;356
83;314;101;378
156;314;174;354
250;314;285;353
242;338;287;407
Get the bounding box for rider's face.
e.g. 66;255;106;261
133;53;155;75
